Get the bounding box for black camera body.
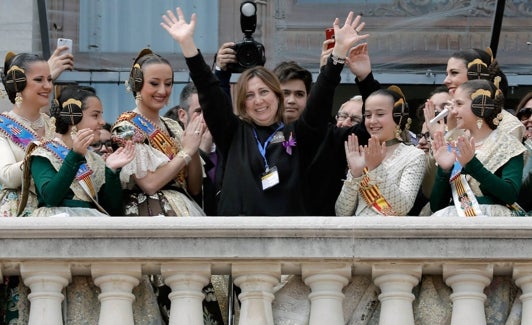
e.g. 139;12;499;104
227;1;266;73
228;37;266;73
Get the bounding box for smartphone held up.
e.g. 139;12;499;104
57;38;73;55
325;28;335;49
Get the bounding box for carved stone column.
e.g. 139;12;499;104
92;263;141;325
302;263;351;325
513;264;532;325
233;263;281;325
161;262;211;325
21;262;71;325
443;264;493;325
372;264;422;325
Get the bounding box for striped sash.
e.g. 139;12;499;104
117;112;186;186
0;113;37;150
359;167;396;216
41;140;97;200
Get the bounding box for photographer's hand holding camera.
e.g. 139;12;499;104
215;42;237;71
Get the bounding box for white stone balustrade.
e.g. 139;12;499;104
20;262;71;325
233;263;280;325
302;263;351;325
373;264;422;325
1;217;532;324
444;264;493;325
161;262;211;325
92;263;141;325
513;264;532;325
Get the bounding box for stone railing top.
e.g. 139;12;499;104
1;216;532;237
1;217;531;275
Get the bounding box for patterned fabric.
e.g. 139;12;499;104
0;112;55;218
31;141;106;203
432;129;526;217
335;144;426;216
113;113;204;217
498;109;525;142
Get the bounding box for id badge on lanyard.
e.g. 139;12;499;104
253;124;284;191
262;166;279;190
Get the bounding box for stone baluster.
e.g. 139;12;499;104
302;263;351;325
92;263;141;325
372;264;422;325
443;264;493;325
233;263;281;325
21;262;71;325
161;262;211;325
513;264;532;325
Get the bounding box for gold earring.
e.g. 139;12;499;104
476;118;483;130
70;125;78;138
135;93;142;106
15;92;22;108
395;125;402;140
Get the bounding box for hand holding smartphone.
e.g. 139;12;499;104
57;38;73;55
325;28;335;50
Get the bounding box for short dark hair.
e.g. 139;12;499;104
273;61;312;94
179;82;198;113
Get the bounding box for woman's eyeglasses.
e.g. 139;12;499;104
517;107;532;121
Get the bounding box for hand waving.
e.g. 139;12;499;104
332;12;369;58
364;135;386;171
346;43;371;81
432;131;455;171
344;134;365;178
160;7;198;57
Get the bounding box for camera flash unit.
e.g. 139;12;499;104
240;1;257;35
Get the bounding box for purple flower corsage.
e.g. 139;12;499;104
282;132;297;155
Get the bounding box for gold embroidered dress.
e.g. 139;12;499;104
335;143;426;216
431;129;526;216
0;111;55;217
112;112;204;216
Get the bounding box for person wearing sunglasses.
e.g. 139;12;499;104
89;123;114;159
516;92;532;142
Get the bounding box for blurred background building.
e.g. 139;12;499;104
1;0;531;126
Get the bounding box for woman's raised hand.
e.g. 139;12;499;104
364;135;386;171
344;134;365;178
347;43;371;81
160;7;198;58
432;131;455;172
332;12;369;58
181;114;206;156
455;135;475;167
71;128;94;156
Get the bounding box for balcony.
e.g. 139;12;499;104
1;216;532;325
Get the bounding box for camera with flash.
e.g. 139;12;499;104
227;1;266;73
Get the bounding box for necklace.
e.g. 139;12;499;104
10;111;45;130
385;138;401;147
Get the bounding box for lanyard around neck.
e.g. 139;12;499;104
252;122;284;170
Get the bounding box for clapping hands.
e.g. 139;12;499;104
105;140;135;171
344;134;386;177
